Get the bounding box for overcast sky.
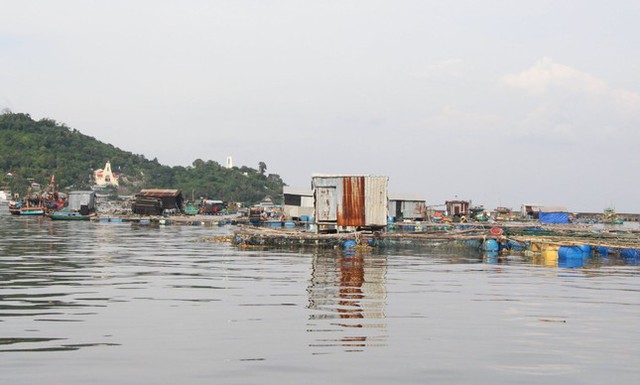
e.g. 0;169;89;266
2;1;639;212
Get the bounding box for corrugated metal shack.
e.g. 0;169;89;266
388;194;426;222
283;187;314;220
521;203;543;219
132;189;184;215
312;175;388;233
67;191;97;214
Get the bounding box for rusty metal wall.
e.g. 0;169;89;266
338;176;365;227
313;175;388;228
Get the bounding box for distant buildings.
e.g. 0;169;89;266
94;161;119;187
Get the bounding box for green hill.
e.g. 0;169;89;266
0;112;285;204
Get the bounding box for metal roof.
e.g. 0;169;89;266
138;189;182;198
388;194;425;202
283;186;313;196
539;206;568;213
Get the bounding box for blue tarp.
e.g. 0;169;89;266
539;212;569;224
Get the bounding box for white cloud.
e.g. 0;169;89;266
501;57;607;95
500;57;640;144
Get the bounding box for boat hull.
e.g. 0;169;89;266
10;209;45;216
47;213;94;221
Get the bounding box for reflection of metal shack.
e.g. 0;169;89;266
132;189;184;215
388;195;426;221
312;175;388;232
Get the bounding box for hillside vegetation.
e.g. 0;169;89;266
0;112;284;204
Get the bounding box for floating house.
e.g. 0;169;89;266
200;199;225;214
538;206;569;224
312;175;388;233
67;191;97;214
521;203;543;219
445;200;470;218
283;187;314;220
132;189;184;215
388;195;426;222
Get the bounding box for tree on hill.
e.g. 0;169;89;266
0;112;285;204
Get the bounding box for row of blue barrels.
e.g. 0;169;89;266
482;240;640;266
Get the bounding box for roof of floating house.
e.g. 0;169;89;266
389;194;425;202
137;189;182;198
283;187;313;196
539;206;568;213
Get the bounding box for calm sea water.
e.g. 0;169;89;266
1;206;639;385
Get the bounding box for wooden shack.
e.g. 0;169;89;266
388;195;426;222
445;200;470;218
67;191;97;214
132;189;184;215
312;175;388;233
283;187;314;220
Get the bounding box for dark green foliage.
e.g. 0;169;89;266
0;112;284;204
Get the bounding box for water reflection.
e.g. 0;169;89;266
528;251;640;269
307;250;387;353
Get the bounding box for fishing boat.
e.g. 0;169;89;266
47;191;97;221
8;200;45;215
601;208;623;225
47;209;95;221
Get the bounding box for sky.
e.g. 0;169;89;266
2;0;640;212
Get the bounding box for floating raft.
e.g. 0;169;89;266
92;214;236;226
230;223;640;254
231;225;494;248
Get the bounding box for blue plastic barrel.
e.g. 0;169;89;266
558;246;582;259
483;239;499;252
578;244;592;256
343;240;357;249
620;249;640;265
507;240;525;251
